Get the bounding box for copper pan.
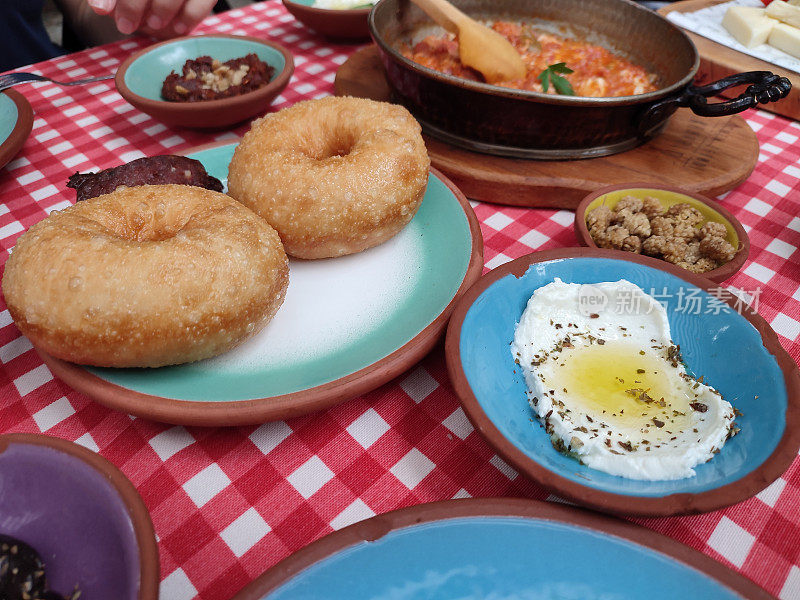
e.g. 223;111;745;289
369;0;790;159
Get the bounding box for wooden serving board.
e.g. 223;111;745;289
335;46;759;209
659;0;800;122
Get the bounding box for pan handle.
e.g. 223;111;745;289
686;71;791;116
637;71;791;136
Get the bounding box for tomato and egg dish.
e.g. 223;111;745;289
403;21;659;97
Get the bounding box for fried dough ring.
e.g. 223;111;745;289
227;96;430;259
2;185;289;367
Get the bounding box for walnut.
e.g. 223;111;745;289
200;61;251;93
622;235;642;253
201;71;217;87
650;216;675;237
700;236;737;263
231;65;249;86
620;211;651;238
591;220;631;250
685;241;701;264
662;238;689;264
694;257;718;273
676;261;701;273
615;195;643;213
666;203;704;226
612;207;633;225
673;219;701;241
700;222;727;240
641;196;665;219
591;229;609;247
587;205;613;232
603;225;631;250
642;235;668;257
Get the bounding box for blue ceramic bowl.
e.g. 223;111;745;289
233;499;773;599
0;434;159;599
445;249;800;516
115;34;294;129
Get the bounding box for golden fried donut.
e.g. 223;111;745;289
1;185;288;368
227;96;430;259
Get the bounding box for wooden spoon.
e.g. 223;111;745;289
410;0;526;84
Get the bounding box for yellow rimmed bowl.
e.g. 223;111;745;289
574;183;749;284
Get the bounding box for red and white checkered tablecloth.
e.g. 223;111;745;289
1;2;799;598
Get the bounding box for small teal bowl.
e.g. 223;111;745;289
445;248;800;517
115;34;294;129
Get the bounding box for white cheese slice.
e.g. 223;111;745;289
722;6;776;47
766;0;800;28
769;21;800;58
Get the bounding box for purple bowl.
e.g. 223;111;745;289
0;434;159;599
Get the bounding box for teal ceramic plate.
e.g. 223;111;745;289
0;89;33;170
232;498;772;600
40;142;483;426
445;249;800;516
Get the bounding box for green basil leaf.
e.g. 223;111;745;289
538;69;550;93
549;62;574;74
551;73;575;96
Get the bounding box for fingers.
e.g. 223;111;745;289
110;0;151;34
86;0;117;15
144;0;184;31
170;0;217;35
88;0;215;37
137;23;177;39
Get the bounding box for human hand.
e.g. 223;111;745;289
86;0;218;37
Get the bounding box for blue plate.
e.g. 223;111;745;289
233;499;772;599
445;249;800;516
0;89;33;170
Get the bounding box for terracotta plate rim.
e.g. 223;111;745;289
0;89;33;171
230;497;774;600
39;165;484;426
573;182;751;284
0;433;160;600
282;0;372;16
281;0;372;40
444;247;800;517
